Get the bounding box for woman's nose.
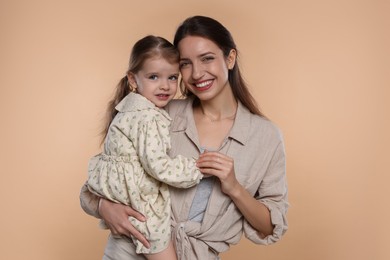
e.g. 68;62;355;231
191;62;204;80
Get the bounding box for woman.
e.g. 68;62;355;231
80;16;288;260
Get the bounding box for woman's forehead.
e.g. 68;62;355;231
178;36;221;57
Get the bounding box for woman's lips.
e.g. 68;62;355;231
194;80;213;91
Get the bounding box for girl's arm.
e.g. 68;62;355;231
135;118;203;188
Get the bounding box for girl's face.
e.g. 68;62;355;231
129;56;179;108
178;36;236;101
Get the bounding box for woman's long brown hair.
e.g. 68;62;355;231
174;15;265;117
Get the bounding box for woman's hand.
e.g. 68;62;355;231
196;151;240;197
197;151;274;236
99;198;151;249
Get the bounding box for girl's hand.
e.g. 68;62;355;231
99;198;150;249
196;151;240;197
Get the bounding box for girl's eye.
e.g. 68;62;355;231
169;75;178;81
149;75;158;80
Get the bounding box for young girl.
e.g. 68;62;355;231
87;35;203;260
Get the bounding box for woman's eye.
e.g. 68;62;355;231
149;75;158;80
202;56;214;62
179;61;189;68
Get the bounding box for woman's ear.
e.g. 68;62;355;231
227;49;237;70
127;73;137;91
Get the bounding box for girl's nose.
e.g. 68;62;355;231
159;81;169;90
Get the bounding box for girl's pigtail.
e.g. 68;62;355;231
100;76;131;145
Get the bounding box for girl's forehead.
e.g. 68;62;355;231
143;55;177;65
139;57;179;72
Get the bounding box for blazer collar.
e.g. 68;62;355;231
170;98;251;146
228;101;251;145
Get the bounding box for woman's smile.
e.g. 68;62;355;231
194;80;213;90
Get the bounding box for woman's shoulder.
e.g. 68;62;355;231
252;114;281;132
237;102;283;138
254;116;283;141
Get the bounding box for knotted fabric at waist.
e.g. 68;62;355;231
172;220;220;260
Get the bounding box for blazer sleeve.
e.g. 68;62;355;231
244;140;289;245
79;181;101;219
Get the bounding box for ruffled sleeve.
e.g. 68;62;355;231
244;140;289;245
87;153;145;208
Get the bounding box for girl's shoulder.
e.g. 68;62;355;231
165;98;193;116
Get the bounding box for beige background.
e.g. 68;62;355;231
1;0;389;259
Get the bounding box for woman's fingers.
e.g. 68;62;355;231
197;151;239;196
124;206;146;222
123;207;150;248
197;152;233;177
129;225;151;248
197;151;232;167
98;199;150;248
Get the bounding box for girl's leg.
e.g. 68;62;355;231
144;240;177;260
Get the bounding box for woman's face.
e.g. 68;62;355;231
178;36;236;101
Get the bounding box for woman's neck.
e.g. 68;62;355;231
197;90;238;122
193;89;237;149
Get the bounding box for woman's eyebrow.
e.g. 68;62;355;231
198;51;216;57
180;52;216;61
